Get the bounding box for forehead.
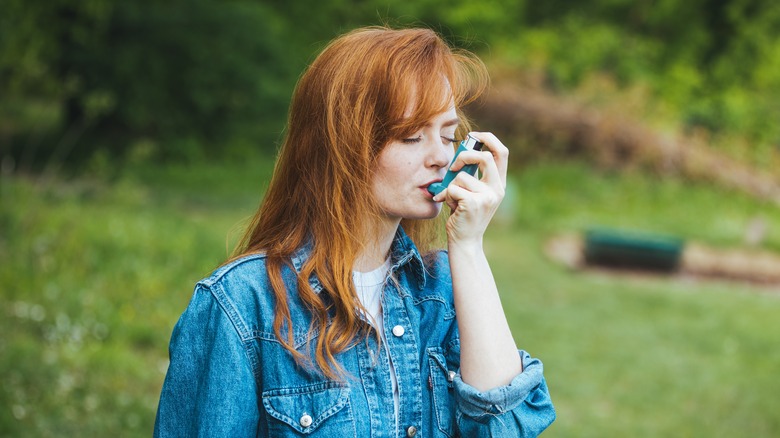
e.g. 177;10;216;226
431;104;458;126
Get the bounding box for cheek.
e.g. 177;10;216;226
374;147;418;186
381;162;412;181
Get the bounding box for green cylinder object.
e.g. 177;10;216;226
584;228;685;271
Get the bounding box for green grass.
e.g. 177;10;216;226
2;159;779;437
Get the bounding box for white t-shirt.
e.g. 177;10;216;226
353;259;399;429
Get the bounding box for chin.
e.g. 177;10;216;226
411;204;442;220
387;202;442;221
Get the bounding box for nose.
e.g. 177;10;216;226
427;138;453;169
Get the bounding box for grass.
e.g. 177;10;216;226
2;158;779;437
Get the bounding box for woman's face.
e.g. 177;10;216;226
371;105;458;221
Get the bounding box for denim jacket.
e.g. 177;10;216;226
154;228;555;437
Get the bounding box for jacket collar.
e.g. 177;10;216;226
388;226;427;290
290;226;427;293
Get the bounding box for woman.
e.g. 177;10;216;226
154;26;555;437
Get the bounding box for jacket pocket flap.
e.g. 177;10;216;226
262;381;349;433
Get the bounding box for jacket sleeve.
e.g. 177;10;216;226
453;350;556;437
154;284;260;437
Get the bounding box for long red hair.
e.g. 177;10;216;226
234;26;488;379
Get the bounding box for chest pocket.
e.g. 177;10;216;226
262;381;355;436
428;347;456;437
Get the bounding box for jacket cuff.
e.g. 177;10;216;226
453;350;544;420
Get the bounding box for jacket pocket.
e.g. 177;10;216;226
427;347;456;437
262;381;354;436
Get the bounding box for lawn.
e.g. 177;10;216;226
1;159;779;437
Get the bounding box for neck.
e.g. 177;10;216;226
354;217;400;272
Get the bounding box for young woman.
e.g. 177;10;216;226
154;26;555;437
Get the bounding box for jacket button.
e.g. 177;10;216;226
299;414;313;428
392;325;405;337
448;370;456;382
406;425;417;437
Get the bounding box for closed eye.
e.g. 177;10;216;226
402;136;423;144
442;136;457;144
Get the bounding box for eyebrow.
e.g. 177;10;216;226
441;118;460;128
424;118;459;129
419;117;460;130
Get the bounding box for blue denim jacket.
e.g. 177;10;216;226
154;228;555;437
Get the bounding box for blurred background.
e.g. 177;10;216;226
2;0;780;436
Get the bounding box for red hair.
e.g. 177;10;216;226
234;26;488;379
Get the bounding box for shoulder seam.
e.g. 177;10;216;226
198;253;268;287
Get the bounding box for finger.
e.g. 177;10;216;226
448;172;503;209
444;179;502;216
449;150;503;194
449;171;490;195
449;150;499;177
442;182;470;211
466;132;509;184
438;167;506;216
445;192;458;212
432;186;459;211
432;174;479;208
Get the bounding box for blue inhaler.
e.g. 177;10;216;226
427;134;485;196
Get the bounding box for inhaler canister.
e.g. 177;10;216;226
427;135;484;196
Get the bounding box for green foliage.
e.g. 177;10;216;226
2;0;780;167
497;18;662;88
2;0;301;165
493;0;780;156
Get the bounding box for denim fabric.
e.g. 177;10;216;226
154;228;555;437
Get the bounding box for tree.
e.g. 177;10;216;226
2;0;301;166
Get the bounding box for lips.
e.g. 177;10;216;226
420;179;443;199
421;178;442;189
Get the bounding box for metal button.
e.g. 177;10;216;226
406;425;417;437
392;325;405;337
448;370;456;382
299;413;312;428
